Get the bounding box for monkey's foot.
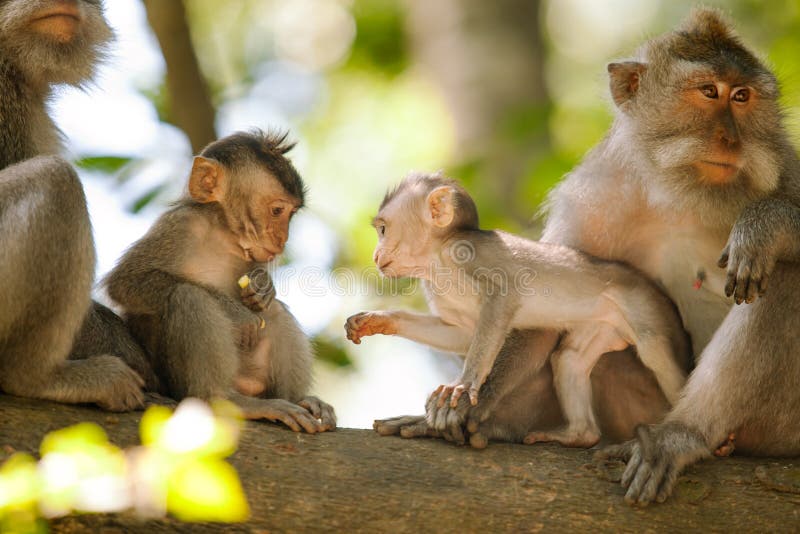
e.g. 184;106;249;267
714;433;736;457
241;398;327;433
595;423;712;506
298;396;337;431
373;415;438;439
425;389;471;445
523;426;600;448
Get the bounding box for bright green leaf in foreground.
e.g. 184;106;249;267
167;458;250;522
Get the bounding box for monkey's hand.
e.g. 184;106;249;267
718;218;779;304
595;422;712;506
298;396;337;431
239;270;276;312
431;368;484;409
344;311;397;344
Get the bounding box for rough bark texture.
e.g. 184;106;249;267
1;395;799;532
142;0;217;154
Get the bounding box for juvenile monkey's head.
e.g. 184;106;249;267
372;172;478;278
608;8;785;217
189;129;306;264
0;0;113;87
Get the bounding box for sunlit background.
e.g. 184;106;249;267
55;0;800;428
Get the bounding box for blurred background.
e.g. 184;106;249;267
58;0;800;428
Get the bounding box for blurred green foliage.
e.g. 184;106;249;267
0;400;249;532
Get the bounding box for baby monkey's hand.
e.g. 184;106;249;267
430;372;483;409
239;270;276;313
344;311;398;344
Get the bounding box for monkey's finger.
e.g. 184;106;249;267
445;411;465;444
437;386;454;409
758;272;769;296
319;404;337;430
374;415;425;435
466;418;479;434
468;385;480;406
267;410;302;432
289;407;324;434
724;267;737;298
434;403;450;432
399;420;430;438
655;463;680;503
624;465;652;506
639;459;667;504
717;246;730;268
733;262;751;305
298;397;322;419
449;385;467;408
620;445;643;488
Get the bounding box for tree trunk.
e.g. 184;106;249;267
142;0;217;153
1;395;798;532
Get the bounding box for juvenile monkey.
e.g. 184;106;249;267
106;130;336;433
544;9;800;505
0;0;145;411
346;173;690;447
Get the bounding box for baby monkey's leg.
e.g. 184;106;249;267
525;325;627;447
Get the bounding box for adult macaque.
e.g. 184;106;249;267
346;173;690;447
0;0;145;410
551;9;800;505
106;130;336;433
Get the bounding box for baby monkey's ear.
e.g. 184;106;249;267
189;156;226;203
426;185;456;228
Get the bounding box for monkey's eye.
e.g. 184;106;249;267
732;88;750;103
700;85;718;99
378;225;386;236
271;206;284;217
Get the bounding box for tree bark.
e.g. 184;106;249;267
1;395;798;532
142;0;217;153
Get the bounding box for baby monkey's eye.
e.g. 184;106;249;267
700;84;718;99
378;225;386;236
732;88;750;103
272;206;284;217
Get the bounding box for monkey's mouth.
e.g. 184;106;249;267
30;3;81;42
243;247;279;263
696;160;740;184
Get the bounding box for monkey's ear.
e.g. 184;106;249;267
189;156;226;203
426;186;456;228
607;61;647;107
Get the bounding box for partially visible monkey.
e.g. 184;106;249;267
106;130;336;433
547;9;800;505
0;0;145;411
346;172;690;447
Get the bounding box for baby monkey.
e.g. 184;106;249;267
346;172;689;447
106;130;335;433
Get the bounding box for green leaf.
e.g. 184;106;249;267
167;458;249;522
129;184;167;214
312;335;354;368
74;156;133;174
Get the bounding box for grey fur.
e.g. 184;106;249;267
0;2;144;411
